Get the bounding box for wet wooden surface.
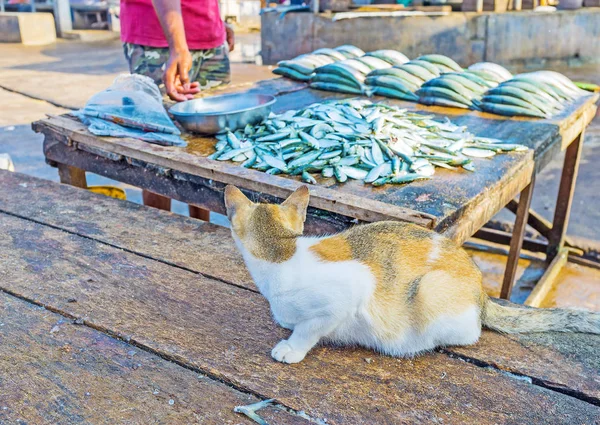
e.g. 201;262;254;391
32;79;599;244
0;294;309;425
1;170;599;423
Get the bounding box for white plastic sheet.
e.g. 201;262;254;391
74;74;185;147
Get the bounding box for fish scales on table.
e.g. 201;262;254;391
210;99;528;187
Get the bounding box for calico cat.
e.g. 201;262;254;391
224;185;600;364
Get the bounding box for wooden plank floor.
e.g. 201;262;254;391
1;170;599;423
2;170;599;403
0;294;308;425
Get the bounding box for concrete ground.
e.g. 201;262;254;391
0;33;598;309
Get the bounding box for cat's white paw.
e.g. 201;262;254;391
271;340;306;364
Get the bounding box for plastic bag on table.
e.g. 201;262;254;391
74;74;186;147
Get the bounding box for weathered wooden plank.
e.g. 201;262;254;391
41;139;374;235
201;77;309;99
0;293;309;425
2;170;600;404
0;170;254;290
500;175;536;300
525;248;570;307
57;164;87;188
43;128;533;246
35;113;537;242
35;115;436;229
446;329;600;403
438;152;534;242
34;88;596;243
1;212;598;424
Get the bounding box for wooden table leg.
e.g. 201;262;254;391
500;174;536;300
524;248;569;307
57;164;87;189
188;205;210;221
546;131;584;261
506;201;582;253
142;190;171;212
506;200;550;237
500;132;584;304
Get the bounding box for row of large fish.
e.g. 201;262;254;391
272;46;587;119
209;99;527;187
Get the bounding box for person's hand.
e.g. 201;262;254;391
225;23;235;52
164;47;201;102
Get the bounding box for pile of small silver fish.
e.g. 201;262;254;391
311;51;404;95
479;70;587;118
209;99;528;186
272;45;365;81
416;62;511;109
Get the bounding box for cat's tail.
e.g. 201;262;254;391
481;296;600;334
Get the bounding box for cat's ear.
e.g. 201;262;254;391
282;186;310;222
224;185;253;220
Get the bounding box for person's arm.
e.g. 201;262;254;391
151;0;200;101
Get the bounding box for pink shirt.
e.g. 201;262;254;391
120;0;226;50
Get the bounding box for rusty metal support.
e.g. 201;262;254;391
547;132;584;261
500;174;536;300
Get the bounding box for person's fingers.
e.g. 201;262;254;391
169;91;188;102
179;60;191;92
164;64;186;102
186;85;201;94
175;78;200;95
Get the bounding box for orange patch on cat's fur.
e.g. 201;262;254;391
310;236;352;262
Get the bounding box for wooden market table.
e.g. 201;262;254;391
1;170;599;424
33;78;599;302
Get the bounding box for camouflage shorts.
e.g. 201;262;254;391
123;42;231;91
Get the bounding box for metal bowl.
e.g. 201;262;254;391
169;93;276;135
